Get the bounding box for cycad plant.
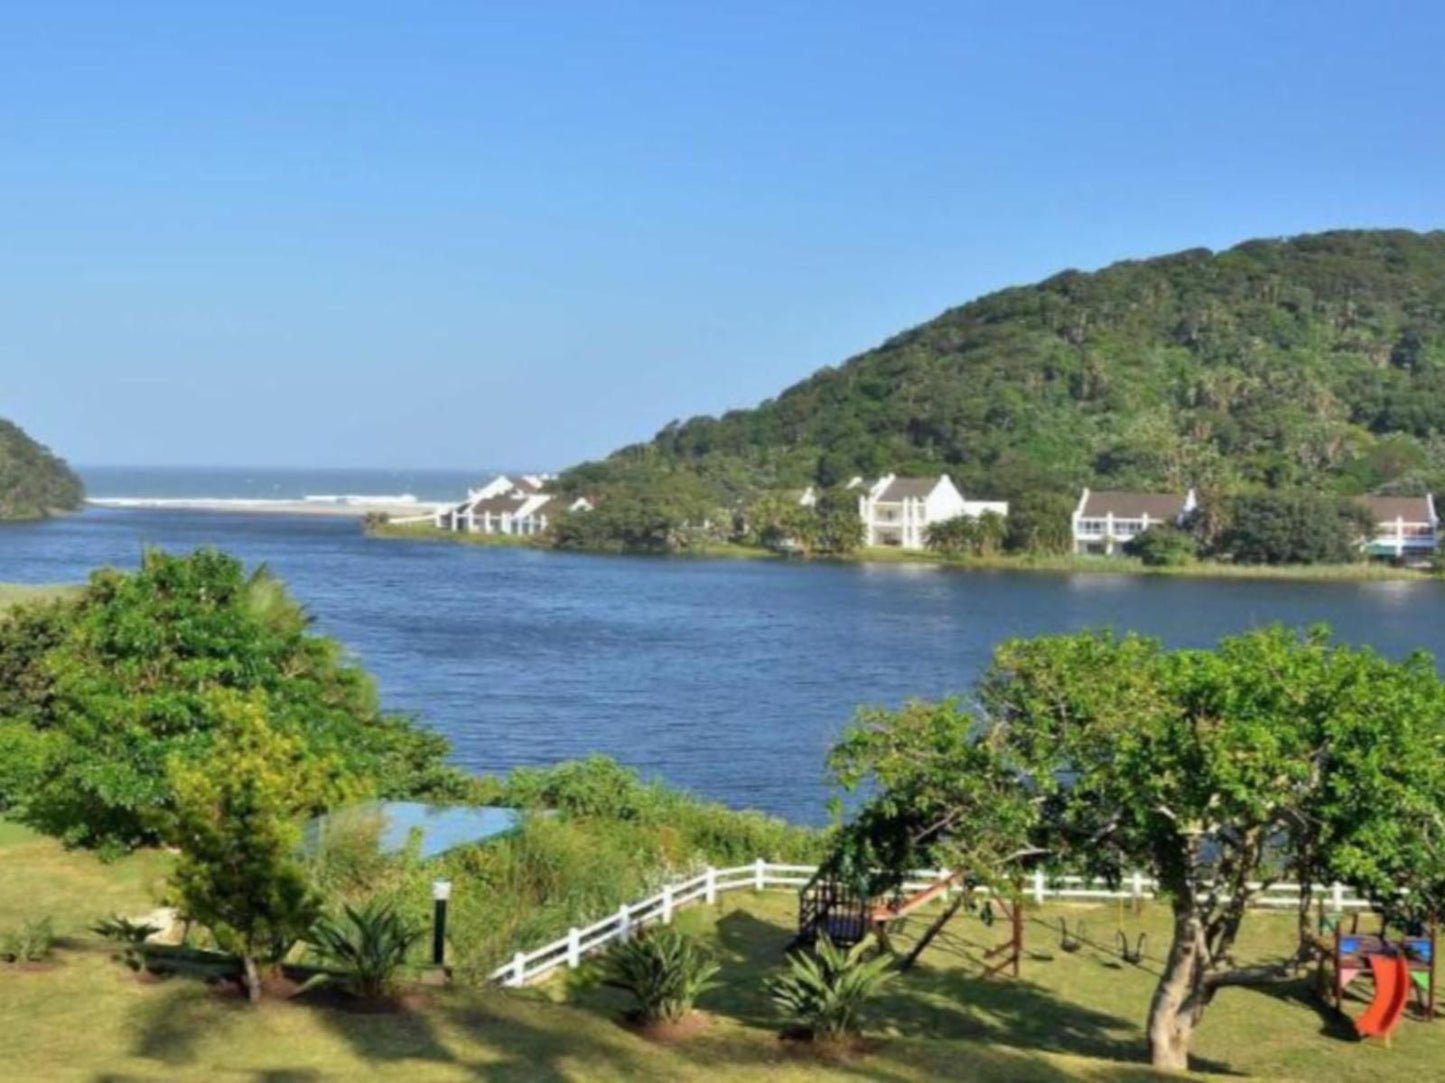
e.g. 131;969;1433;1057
307;899;425;1000
602;925;720;1024
768;934;896;1041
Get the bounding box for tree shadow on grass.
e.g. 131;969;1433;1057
296;982;460;1068
699;905;1240;1077
126;979;245;1068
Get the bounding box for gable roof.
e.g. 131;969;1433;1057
877;476;941;501
1359;495;1436;523
1080;491;1187;519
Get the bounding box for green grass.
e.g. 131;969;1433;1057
4;821;1441;1080
0;583;77;610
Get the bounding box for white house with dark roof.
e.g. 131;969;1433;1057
857;474;1008;549
1071;489;1197;555
1359;494;1438;560
435;475;589;536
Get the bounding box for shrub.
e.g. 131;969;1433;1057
602;925;720;1024
1123;524;1197;567
92;914;162;971
308;899;426;1000
768;934;895;1041
2;916;56;963
1217;491;1374;565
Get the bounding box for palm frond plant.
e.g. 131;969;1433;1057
307;899;425;1001
91;915;162;971
602;925;720;1025
768;933;896;1042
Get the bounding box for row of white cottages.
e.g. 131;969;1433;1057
434;475;591;536
432;471;1441;559
840;477;1440;559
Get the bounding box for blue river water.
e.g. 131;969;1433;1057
2;507;1442;823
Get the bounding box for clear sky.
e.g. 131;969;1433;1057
3;1;1442;470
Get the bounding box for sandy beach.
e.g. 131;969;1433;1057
85;497;449;519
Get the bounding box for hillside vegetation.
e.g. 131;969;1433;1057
561;230;1445;503
0;419;82;520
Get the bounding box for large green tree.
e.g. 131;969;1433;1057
0;548;466;849
828;627;1445;1071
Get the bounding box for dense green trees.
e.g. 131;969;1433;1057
1123;524;1198;566
0;419;82;519
0;548;468;849
924;511;1007;557
558;230;1445;517
1216;491;1375;565
827;627;1445;1071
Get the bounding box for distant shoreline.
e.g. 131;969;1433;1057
86;497;448;519
367;521;1439;581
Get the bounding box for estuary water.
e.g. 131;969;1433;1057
2;505;1442;823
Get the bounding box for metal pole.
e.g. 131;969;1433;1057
432;880;452;968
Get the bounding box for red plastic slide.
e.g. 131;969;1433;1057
1355;952;1410;1040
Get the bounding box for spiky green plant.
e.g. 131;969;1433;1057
768;934;896;1041
602;925;720;1024
91;914;162;971
307;899;425;1000
1;917;56;963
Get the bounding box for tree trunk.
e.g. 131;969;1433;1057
241;954;262;1005
1147;910;1207;1071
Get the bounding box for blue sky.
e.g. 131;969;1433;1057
3;1;1442;470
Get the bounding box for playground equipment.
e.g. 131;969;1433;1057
797;868;1023;977
1322;910;1436;1040
1117;930;1147;966
1058;917;1085;954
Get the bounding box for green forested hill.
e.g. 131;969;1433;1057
0;420;83;519
561;230;1445;502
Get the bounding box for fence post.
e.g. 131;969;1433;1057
705;866;717;905
1332;882;1345;911
1033;869;1045;906
566;927;580;969
662;883;674;924
509;951;525;988
617;904;632;942
754;858;766;891
1131;870;1144;912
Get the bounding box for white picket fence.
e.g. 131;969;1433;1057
485;860;1373;988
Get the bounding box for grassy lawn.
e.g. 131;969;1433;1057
3;821;1439;1081
0;583;77;610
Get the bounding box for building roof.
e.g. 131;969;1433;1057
876;476;941;501
468;492;531;516
1359;495;1435;523
1080;491;1187;518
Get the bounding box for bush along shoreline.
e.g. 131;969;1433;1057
366;517;1437;581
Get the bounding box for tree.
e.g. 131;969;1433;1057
926;511;1007;558
828;627;1445;1071
0;548;467;849
1123;524;1197;566
165;690;345;1003
1004;492;1074;555
1217;491;1374;564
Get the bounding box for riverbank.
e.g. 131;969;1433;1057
0;584;76;609
367;522;1435;580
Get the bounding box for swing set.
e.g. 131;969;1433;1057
797;867;1024;978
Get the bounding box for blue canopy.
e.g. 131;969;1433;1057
305;801;524;861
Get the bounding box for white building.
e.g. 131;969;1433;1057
1071;489;1197;555
857;474;1008;549
1359;494;1439;561
436;475;590;536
